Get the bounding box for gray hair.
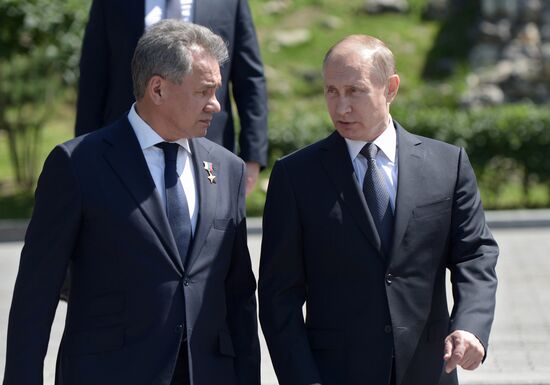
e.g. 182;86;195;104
323;35;396;85
131;19;229;99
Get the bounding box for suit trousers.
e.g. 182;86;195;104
170;341;190;385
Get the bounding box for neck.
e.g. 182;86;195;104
135;101;178;142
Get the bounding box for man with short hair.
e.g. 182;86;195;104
4;20;260;385
259;35;498;385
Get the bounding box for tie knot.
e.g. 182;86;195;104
156;142;180;163
360;142;378;160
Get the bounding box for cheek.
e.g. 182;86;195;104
325;100;336;117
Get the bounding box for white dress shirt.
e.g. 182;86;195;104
128;104;198;234
145;0;194;28
345;118;398;210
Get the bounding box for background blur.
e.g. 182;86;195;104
1;0;549;217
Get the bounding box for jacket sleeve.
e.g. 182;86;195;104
448;148;499;352
225;160;261;385
230;0;268;167
259;160;322;385
3;145;82;385
75;0;109;137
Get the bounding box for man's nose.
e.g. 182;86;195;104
205;94;221;113
335;97;351;115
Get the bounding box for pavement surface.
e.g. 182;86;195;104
1;219;550;384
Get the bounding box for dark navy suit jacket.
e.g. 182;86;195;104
259;122;498;385
3;117;260;385
75;0;268;167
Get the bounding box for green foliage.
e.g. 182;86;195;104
268;101;550;210
393;103;550;208
0;0;90;190
0;190;34;218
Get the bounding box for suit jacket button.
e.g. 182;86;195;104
175;324;184;333
385;273;393;285
384;325;392;334
183;278;189;286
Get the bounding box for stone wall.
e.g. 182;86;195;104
464;0;550;106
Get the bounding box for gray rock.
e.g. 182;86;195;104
481;0;518;20
519;0;542;22
461;84;505;107
517;22;541;45
469;43;501;69
541;8;550;27
480;0;499;19
541;43;550;79
481;0;499;19
319;15;343;30
272;28;311;48
541;24;550;41
502;41;540;61
362;0;409;14
479;20;512;42
466;0;549;105
502;0;520;19
263;0;290;15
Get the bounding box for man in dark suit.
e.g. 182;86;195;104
259;35;498;385
4;21;259;385
76;0;268;194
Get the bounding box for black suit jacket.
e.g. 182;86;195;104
259;122;498;385
3;117;260;385
75;0;268;166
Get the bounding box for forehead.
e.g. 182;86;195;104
323;51;374;86
188;52;221;83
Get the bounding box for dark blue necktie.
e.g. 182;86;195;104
361;143;394;255
156;142;192;267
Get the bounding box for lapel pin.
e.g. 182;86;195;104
203;161;216;184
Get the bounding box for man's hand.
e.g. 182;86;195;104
245;161;260;197
443;330;485;373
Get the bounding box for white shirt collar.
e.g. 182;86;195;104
344;118;396;163
128;103;191;154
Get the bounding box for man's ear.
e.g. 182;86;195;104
147;75;164;105
386;74;400;103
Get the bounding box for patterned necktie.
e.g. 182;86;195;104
165;0;181;20
360;143;394;255
156;142;192;267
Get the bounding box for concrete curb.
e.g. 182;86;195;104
2;210;550;242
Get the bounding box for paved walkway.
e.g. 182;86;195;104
1;226;549;384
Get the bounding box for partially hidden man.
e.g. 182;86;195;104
3;21;259;385
259;35;498;385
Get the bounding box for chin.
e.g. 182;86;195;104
336;127;361;141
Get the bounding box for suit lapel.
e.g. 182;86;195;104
102;118;184;274
390;122;424;260
185;138;219;272
320;132;384;259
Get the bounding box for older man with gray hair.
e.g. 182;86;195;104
3;20;260;385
